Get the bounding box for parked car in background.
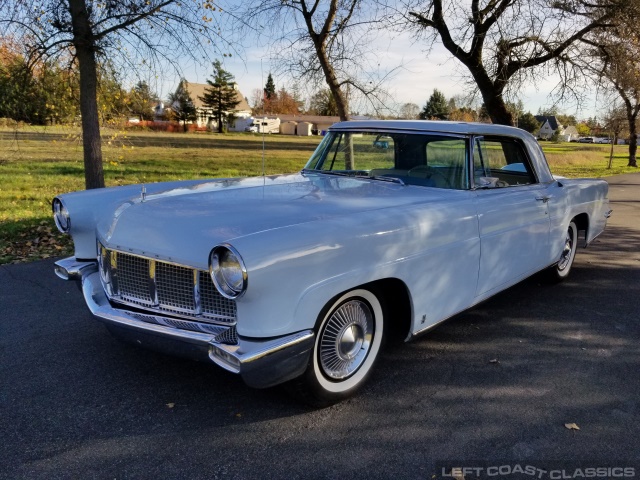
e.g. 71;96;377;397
53;121;611;406
578;137;594;143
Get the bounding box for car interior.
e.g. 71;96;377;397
314;131;537;190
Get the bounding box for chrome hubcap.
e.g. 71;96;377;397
319;299;373;380
558;229;574;271
339;324;364;359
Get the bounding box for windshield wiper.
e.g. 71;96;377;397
301;169;352;177
302;169;404;185
369;175;406;186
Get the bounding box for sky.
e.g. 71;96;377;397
156;12;605;120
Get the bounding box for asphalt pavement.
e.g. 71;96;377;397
1;173;639;480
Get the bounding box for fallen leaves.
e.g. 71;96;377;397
564;423;580;430
1;220;73;264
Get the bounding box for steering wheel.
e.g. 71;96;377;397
408;165;452;188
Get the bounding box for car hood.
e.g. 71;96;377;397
97;173;453;268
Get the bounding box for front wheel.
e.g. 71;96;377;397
546;221;578;282
286;288;385;407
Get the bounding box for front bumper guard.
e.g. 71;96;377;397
55;257;315;389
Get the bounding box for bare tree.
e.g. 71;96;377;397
234;0;392;122
1;0;231;188
602;64;639;168
398;102;420;119
583;3;640;167
603;105;627;168
397;0;620;126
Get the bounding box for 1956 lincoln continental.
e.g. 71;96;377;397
53;120;611;406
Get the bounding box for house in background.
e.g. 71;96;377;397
535;115;560;139
561;125;579;142
160;81;252;130
535;115;578;141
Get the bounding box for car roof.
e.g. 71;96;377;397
329;120;534;141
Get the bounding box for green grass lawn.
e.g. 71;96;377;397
0;126;321;263
539;141;637;177
0;125;637;264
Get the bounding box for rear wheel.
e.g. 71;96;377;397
546;221;578;282
286;288;385;407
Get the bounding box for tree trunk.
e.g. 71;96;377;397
309;37;352;165
483;94;514;126
76;48;104;189
608;136;615;169
69;0;105;189
627;112;638;167
309;40;349;121
473;72;514;126
628;135;637;167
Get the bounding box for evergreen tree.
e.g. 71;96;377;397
169;79;197;132
200;60;241;133
130;81;158;121
517;112;541;134
264;73;276;100
419;89;449;120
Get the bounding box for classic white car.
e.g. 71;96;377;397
53;121;611;406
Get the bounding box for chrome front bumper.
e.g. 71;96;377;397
55;257;315;389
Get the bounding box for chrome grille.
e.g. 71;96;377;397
156;261;196;313
199;271;237;320
115;252;153;305
100;247;236;324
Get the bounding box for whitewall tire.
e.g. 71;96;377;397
287;288;385;407
547;221;578;282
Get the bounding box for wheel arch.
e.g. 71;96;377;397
363;278;413;343
309;277;413;343
572;212;590;246
287;277;412;406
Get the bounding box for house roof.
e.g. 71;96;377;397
535;115;560;131
276;114;341;125
183;81;251;113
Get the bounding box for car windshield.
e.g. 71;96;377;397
304;131;470;190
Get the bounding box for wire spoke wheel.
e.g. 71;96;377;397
287;288;385;406
557;227;575;271
319;299;373;380
545;220;578;283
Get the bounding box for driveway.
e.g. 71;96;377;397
1;174;639;479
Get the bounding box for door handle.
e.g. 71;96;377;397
535;195;551;203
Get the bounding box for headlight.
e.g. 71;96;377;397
52;198;70;233
209;244;247;299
